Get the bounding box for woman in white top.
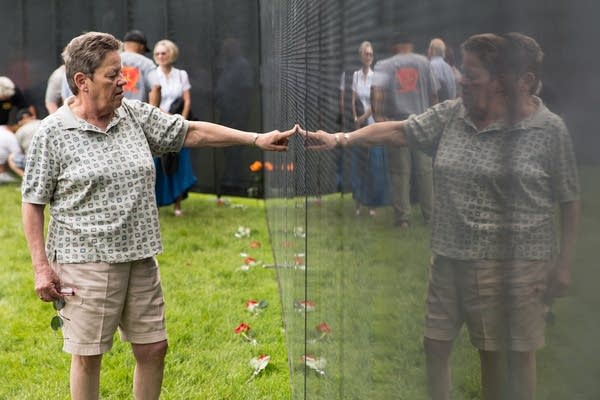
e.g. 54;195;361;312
152;39;197;216
350;41;391;216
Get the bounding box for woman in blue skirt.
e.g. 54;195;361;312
152;39;197;216
350;41;391;216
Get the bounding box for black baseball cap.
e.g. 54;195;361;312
123;30;150;53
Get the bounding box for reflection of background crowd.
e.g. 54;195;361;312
312;31;579;400
341;34;460;227
0;29;261;215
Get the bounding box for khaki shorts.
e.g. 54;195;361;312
424;255;549;352
52;258;167;355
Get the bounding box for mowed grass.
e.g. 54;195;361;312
269;166;600;400
1;165;599;400
0;184;290;400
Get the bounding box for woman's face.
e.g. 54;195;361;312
460;51;502;118
84;50;126;112
153;45;171;67
360;46;373;68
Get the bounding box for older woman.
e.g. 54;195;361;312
350;41;390;216
151;39;196;216
22;31;294;400
309;33;579;400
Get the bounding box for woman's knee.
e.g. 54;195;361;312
424;337;453;360
132;340;168;363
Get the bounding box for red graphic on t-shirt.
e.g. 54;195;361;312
395;67;419;93
121;66;140;93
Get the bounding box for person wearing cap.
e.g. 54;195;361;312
21;31;294;399
121;30;161;106
0;76;35;130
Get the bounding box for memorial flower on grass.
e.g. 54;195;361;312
315;321;331;341
294;300;316;312
243;256;257;265
247;354;270;382
293;226;305;238
215;197;230;207
235;322;257;345
294;253;305;270
235;226;251;238
239;255;262;271
249;240;261;249
246;299;269;314
301;354;326;376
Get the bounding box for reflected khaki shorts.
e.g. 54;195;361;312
51;258;167;355
424;255;549;352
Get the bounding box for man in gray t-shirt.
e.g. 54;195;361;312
121;30;161;105
372;33;438;227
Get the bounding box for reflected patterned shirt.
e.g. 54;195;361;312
404;97;579;260
22;98;189;263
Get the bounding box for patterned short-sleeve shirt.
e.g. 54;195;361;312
22;98;189;263
404;97;579;260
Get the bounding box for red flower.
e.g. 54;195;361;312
248;354;271;381
264;161;274;171
243;256;257;265
246;299;269;313
256;354;270;362
249;161;263;172
301;354;326;375
249;240;261;249
246;300;259;308
316;322;331;334
235;323;251;334
295;300;316;312
294;255;304;266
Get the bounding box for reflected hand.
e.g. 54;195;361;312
547;260;571;298
301;129;338;150
256;124;298;151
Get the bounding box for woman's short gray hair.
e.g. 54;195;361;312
63;32;121;95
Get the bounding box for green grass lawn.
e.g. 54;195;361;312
0;184;290;400
1;165;598;400
268;166;600;400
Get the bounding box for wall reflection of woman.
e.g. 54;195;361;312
152;39;197;216
310;33;580;400
350;41;390;216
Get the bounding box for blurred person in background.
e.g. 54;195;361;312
428;38;457;101
121;30;161;106
45;63;66;114
22;31;294;400
152;39;196;216
308;32;579;400
0;76;36;131
7;108;41;177
444;46;462;97
0;123;22;183
350;41;391;216
371;32;439;228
